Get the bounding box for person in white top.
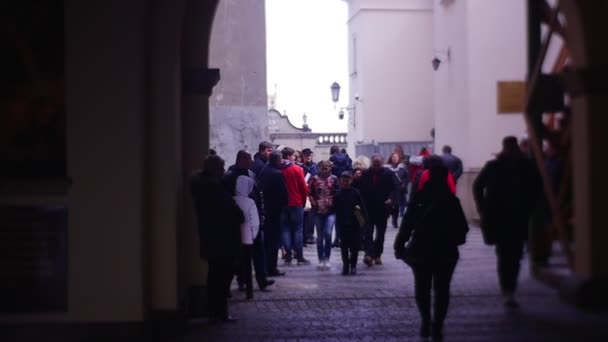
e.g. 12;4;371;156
233;175;260;299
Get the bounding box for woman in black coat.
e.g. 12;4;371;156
394;157;469;341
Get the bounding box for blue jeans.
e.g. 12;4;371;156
281;206;304;261
315;213;336;261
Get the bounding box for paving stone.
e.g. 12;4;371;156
171;223;608;342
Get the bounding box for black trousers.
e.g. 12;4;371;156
496;239;525;294
252;231;268;284
340;227;360;266
207;257;236;319
303;210;315;243
364;213;388;258
239;244;254;296
264;213;282;273
411;258;457;326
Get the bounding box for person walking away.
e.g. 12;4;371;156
335;171;368;275
190;154;243;324
394;161;469;340
329;145;352;178
386;152;409;228
308;160;339;270
341;148;353;170
417;156;457;195
359;154;399;266
473;136;540;308
408;147;431;184
258;151;289;277
233;175;260;299
440;145;463;183
279;147;310;265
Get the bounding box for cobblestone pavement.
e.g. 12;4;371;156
172;224;608;342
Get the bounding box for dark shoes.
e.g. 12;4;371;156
363;255;373;267
259;279;275;291
432;322;443;341
342;265;349;276
268;269;286;277
297;258;311;266
420;320;430;338
419;320;442;341
209;314;237;325
503;293;520;309
504;298;520;309
342;263;358;275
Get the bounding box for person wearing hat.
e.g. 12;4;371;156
301;148;318;177
301;148;318;246
334;171;368;275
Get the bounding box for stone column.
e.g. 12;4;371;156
561;0;608;309
179;0;219;316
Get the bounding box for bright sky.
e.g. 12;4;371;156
266;0;349;133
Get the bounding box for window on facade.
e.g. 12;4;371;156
350;34;357;76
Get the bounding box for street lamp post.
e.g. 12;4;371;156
330;81;355;121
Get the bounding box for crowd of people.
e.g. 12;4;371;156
191;137;541;342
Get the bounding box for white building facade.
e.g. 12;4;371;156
344;0;563;218
345;0;435;157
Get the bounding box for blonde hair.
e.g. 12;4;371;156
353;155;370;170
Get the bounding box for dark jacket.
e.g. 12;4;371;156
359;167;398;217
441;153;463;182
334;187;368;233
409;169;424;200
258;164;289;216
473;154;540;243
329;152;352;177
302;161;318;177
394;182;469;261
386;163;410;201
190;170;244;259
251;153;268;178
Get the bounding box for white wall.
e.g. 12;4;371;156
465;0;528;168
432;0;469;164
434;0;528;169
347;0;434;147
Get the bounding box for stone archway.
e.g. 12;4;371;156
177;0;220;316
171;0;608;317
559;1;608;299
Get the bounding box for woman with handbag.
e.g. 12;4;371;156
394;156;469;341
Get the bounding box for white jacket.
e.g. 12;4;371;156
233;175;260;245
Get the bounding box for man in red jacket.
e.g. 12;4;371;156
279;147;311;265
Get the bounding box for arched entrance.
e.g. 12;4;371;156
174;0;608;313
